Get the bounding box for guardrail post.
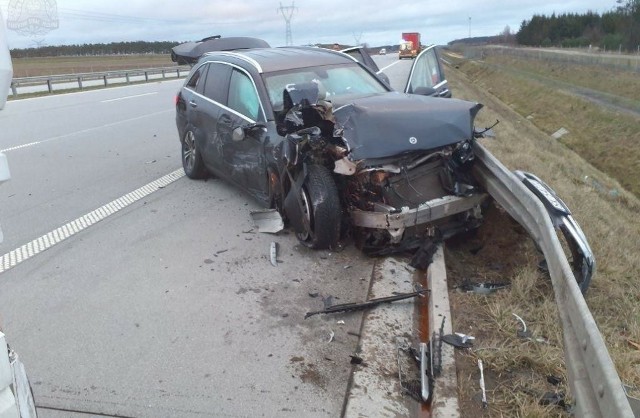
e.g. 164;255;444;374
144;71;148;82
176;69;180;77
103;75;108;87
161;69;165;79
126;73;130;84
46;78;52;93
77;76;83;90
10;82;16;98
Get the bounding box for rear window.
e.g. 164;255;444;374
263;63;387;111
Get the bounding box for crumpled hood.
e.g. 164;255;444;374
332;92;483;160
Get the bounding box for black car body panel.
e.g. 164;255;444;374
333;93;482;160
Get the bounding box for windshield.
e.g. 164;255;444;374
263;63;388;111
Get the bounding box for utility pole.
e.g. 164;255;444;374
277;2;297;46
468;17;471;40
353;31;363;46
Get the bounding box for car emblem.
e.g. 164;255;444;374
409;137;418;144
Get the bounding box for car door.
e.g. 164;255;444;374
340;46;391;88
199;62;231;174
217;67;268;196
404;45;451;98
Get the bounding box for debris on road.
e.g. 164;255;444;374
512;313;532;339
350;354;364;365
328;330;335;343
250;209;284;233
270;242;278;267
459;281;509;294
304;288;429;319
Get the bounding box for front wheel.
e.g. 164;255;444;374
295;165;342;249
181;130;208;179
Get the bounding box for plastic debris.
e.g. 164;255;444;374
250;209;284;233
442;333;475;348
478;359;488;409
270;242;278;267
328;330;335;343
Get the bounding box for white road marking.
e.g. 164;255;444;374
0;109;172;153
378;60;402;73
101;92;158;103
0;169;185;274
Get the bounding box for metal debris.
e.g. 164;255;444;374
459;281;509;294
304;287;429;319
442;333;475;348
270;242;278;267
328;330;335;343
250;209;284;233
478;359;488;409
512;313;532;338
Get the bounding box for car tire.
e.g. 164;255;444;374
182;130;208;179
295;165;341;249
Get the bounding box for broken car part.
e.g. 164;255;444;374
420;342;430;402
250;209;284;234
512;313;532;339
442;333;475;349
171;35;270;65
514;171;595;294
269;242;278;267
459;281;509;295
304;288;428;319
478;359;488;409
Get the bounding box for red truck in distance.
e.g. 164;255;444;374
399;32;421;59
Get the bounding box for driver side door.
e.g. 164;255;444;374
217;68;268;197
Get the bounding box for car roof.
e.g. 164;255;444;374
202;46;357;74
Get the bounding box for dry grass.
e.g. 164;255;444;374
453;57;640;198
441;55;640;416
11;54;175;77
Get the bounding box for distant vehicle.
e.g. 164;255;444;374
399;32;421;59
379;48;386;55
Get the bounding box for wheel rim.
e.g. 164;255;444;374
296;187;312;242
183;131;196;172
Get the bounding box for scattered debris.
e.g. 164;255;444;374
250;209;284;233
512;313;532;339
304;287;429;319
409;238;441;270
459;281;509;294
270;242;278;267
347;331;361;337
551;127;569;139
328;330;335;343
337;320;345;325
442;333;475;349
539;391;568;410
343;265;351;269
308;292;319;298
396;338;424;403
628;339;640;351
216;249;228;254
547;375;562;386
478;359;488;409
333;157;357;175
350;355;364;365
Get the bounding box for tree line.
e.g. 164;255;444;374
10;41;181;58
516;0;640;51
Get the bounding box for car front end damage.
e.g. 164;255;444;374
275;83;488;251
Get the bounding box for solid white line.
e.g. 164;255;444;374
0;109;172;153
101;92;158;103
0;169;185;275
377;60;402;73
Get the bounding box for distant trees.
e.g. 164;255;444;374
516;1;640;51
10;41;181;58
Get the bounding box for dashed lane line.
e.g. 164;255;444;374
0;109;172;153
0;169;185;274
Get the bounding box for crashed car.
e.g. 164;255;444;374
175;43;485;251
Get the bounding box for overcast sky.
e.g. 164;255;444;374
0;0;618;49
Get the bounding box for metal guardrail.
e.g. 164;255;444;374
472;142;635;417
9;65;190;97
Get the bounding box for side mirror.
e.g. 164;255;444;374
413;86;437;96
233;123;266;142
232;126;245;142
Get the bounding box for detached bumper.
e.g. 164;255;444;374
350;193;487;231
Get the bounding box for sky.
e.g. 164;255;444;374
0;0;618;50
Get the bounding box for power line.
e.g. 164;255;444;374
277;2;296;46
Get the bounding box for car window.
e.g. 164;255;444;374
263;63;387;111
406;48;442;92
186;64;207;92
227;69;261;121
203;62;231;103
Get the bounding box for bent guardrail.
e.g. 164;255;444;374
473;142;634;417
9;65;190;97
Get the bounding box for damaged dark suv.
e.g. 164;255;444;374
175;42;486;251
